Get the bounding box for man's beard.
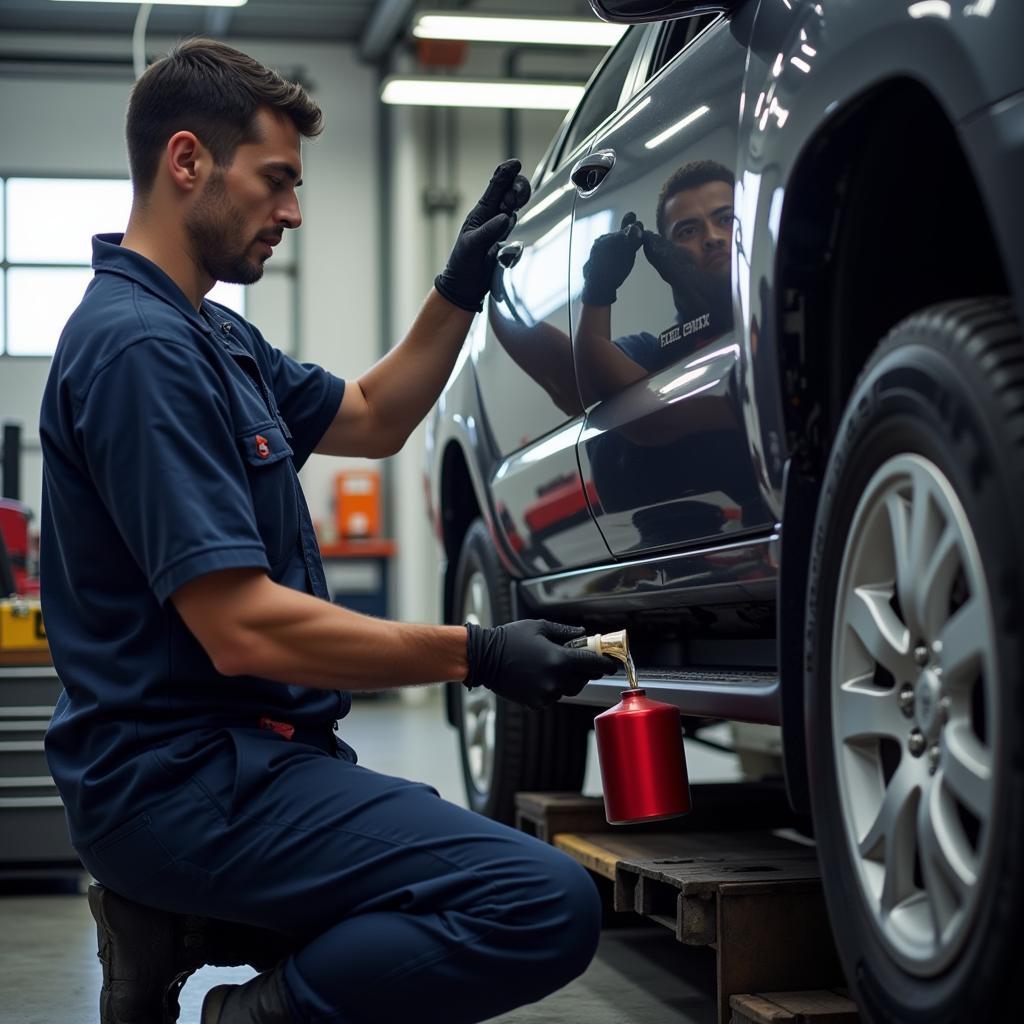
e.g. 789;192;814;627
185;169;264;286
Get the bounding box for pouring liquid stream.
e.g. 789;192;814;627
623;652;638;688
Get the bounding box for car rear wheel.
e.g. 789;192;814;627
452;518;592;824
806;298;1024;1022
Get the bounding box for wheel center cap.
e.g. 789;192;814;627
915;668;943;735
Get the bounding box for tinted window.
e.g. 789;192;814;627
560;28;646;159
647;14;718;79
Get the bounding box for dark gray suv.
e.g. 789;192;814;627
424;1;1023;1019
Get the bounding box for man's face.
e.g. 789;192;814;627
662;181;734;280
185;108;303;286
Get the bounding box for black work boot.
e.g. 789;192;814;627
201;962;293;1023
88;883;294;1023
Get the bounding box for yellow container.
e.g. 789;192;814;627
0;597;48;651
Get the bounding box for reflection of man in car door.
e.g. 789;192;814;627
487;159;750;543
576;159;735;404
488;160;736;413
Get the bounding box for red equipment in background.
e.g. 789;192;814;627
0;499;39;597
1;422;40;598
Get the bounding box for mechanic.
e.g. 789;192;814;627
39;38;616;1024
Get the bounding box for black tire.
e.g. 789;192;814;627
805;298;1024;1023
451;518;592;824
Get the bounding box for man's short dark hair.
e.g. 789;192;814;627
126;38;323;196
656;160;735;237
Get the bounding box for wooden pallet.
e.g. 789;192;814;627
515;792;854;1024
731;990;859;1024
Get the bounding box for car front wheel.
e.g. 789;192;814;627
806;298;1024;1022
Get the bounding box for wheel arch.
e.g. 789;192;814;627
771;76;1010;812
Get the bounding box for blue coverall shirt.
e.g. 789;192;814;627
39;233;348;848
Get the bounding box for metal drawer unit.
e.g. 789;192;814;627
0;666;77;865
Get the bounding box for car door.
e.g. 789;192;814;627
480;25;650;574
570;10;773;559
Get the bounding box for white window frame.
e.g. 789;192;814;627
0;173;301;359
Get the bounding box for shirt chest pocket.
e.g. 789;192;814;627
236;422;300;572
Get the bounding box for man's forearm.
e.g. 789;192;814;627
576;304;645;406
206;572;469;690
356;289;474;452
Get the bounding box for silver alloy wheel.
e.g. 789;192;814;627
832;453;998;976
460;569;497;795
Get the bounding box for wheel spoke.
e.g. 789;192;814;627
466;689;491;717
897;468;937;634
468;706;488;749
938;597;985;689
469;577;488;623
481;712;495;783
835;678;906;744
858;759;919;914
847;584;912;681
917;775;976;941
916;526;961;641
941;721;993;823
886;490;915;632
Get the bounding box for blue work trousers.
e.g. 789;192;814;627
76;728;603;1023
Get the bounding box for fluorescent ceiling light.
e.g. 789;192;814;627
381;77;584;111
51;0;247;6
645;105;710;149
413;12;626;47
907;1;950;16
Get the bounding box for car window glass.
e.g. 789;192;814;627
647;14;719;80
559;27;646;162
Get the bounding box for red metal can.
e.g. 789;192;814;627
594;688;691;825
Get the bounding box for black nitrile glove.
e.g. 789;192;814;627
463;620;617;710
434;159;533;313
581;212;644;307
641;229;703;293
642;229;733;333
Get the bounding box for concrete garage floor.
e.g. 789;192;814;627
1;689;738;1024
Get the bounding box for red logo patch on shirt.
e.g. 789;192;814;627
255;435;270;459
259;716;294;740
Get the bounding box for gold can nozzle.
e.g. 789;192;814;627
565;629;635;684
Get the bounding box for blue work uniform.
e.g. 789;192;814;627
39;234;600;1023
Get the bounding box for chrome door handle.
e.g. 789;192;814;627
497;241;524;269
570;149;616;196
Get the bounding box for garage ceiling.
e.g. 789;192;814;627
0;1;598;44
0;0;385;41
0;1;379;41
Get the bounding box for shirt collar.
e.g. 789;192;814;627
91;232;215;336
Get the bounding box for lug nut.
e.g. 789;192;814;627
928;744;941;774
914;644;929;666
939;695;952;722
908;729;926;757
898;684;915;718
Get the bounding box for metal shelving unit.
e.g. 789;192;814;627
0;665;77;868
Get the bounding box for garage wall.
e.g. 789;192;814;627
0;27;573;632
0;30;379;584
